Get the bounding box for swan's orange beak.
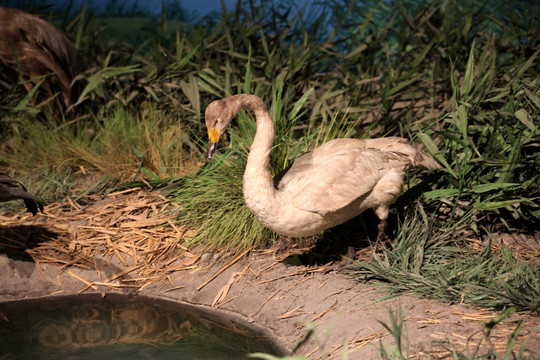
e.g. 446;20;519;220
206;128;220;161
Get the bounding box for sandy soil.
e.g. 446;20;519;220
0;190;538;359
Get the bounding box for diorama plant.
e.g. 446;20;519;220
0;0;538;318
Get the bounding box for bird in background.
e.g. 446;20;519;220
0;171;43;215
0;6;82;113
205;94;441;248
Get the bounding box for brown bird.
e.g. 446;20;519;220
205;94;441;244
0;171;43;215
0;6;81;113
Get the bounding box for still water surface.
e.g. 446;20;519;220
0;294;285;359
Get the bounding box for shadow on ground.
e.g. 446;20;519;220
0;225;58;261
282;210;396;266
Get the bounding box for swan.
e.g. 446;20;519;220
0;171;43;215
205;94;441;241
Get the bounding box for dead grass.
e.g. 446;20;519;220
0;188;198;291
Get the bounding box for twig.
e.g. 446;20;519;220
104;264;143;282
311;300;338;322
250;289;280;318
163;285;186;293
197;248;250;291
67;270;98;290
256;267;325;284
106;187;141;197
278;305;306;319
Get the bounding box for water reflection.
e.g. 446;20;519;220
0;294;284;359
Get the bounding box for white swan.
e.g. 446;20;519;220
205;94;440;240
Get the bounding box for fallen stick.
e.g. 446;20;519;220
163;285;186;293
310;299;338;322
278;305;305;319
104;264;143;282
67;270;98;290
249;289;280;318
92;282;140;288
256;267;325;284
197;248;250;291
106;187;141;197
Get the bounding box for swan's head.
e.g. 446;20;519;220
205;98;236;161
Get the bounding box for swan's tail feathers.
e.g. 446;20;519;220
413;150;443;170
370;138;442;171
0;172;44;215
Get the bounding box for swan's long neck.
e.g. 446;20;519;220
234;95;277;214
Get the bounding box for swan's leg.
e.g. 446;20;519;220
374;207;390;251
370;169;404;250
377;219;387;240
345;246;356;259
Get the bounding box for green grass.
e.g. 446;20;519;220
350;208;539;312
418;43;540;229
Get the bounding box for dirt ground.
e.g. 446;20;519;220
0;189;538;359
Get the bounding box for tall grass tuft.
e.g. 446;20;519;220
418;40;540;231
350;208;540;311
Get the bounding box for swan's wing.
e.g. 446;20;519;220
276;141;390;214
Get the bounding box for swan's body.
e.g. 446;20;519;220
0;171;43;215
206;94;440;238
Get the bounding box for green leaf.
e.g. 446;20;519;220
505;321;522;359
140;167;157;178
180;75;200;119
417;133;456;177
423;188;460;199
514;109;536;131
388;75;420;96
516;49;540;78
289;88;314;121
171;44;200;70
463;40;475;95
472;183;519;193
411;39;435;69
498;134;521;183
244;45;252;95
457;105;468;141
14;79;43;112
74;66;140;106
474;198;524;211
